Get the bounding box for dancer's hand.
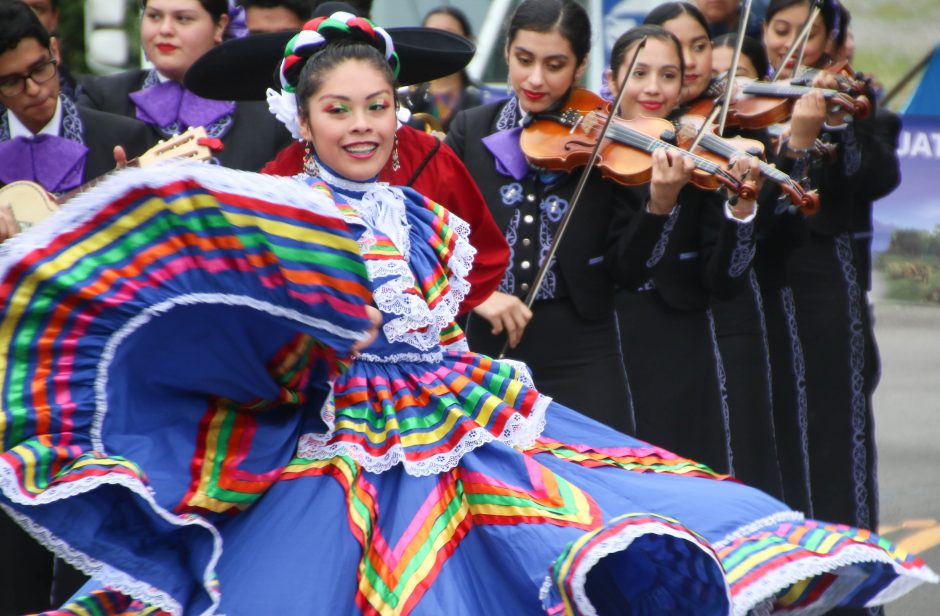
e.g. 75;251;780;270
473;291;533;349
351;306;383;357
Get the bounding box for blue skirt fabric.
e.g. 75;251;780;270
0;164;934;616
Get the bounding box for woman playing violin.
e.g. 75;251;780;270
636;5;788;495
761;0;900;534
606;24;762;476
446;0;676;432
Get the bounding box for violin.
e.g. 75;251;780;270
688;76;871;130
519;89;757;201
792;60;870;97
676;115;820;215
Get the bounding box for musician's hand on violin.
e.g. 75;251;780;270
788;90;827;150
350;305;383;358
726;156;762;220
809;71;840;91
113;146;129;169
0;206;18;242
473;291;533;349
649;149;694;215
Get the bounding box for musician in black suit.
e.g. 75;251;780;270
600;26;762;474
446;3;707;434
78;0;292;172
0;2;152;225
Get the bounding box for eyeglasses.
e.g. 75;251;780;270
0;58;58;98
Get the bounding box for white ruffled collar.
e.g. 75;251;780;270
315;162;379;195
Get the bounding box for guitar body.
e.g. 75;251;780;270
0;181;60;232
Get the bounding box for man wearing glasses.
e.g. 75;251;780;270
0;1;152;241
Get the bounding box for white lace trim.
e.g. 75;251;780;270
494;357;536;388
731;542;939;616
0;161;351;280
713;510;804;550
296;391;550;477
357;350;443;363
0;459;222;616
540;520;730;616
326;179;476;354
92;293;366;451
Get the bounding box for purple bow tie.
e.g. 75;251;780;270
482;126;529;181
0;135;88;193
130;80;235;129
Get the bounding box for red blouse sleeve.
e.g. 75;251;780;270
260;140;305;177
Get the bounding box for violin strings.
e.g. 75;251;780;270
588;114;727;176
698;134;790;183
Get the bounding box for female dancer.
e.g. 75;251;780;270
605;23;761;477
78;0;292;170
762;0;899;532
445;0;665;432
1;13;933;615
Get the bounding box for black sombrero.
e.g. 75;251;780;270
184;7;475;101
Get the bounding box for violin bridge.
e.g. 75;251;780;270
568;115;584;135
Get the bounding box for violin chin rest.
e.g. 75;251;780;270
660;129;676;143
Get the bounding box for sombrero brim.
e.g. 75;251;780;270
184;28;475;101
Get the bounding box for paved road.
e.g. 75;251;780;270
870;299;940;614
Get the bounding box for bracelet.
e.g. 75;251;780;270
783;141;813;160
784;141;814;155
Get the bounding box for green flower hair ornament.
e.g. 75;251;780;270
278;12;401;94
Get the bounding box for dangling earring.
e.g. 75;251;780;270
304;141;320;176
391;135;400;172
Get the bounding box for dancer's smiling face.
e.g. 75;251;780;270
298;57;397;182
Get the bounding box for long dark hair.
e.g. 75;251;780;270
643;2;709;34
765;0;839;37
507;0;591;66
712;33;769;80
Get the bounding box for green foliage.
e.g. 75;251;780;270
876;236;940;303
56;2;88;73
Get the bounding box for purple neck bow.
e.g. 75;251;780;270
482;126;529;181
130;80;235;130
0;135;88;193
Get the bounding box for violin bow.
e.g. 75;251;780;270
771;0;822;82
687;101;724;155
496;38;648;359
716;0;753;136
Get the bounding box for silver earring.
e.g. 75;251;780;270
304;142;319;176
391;136;400;172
